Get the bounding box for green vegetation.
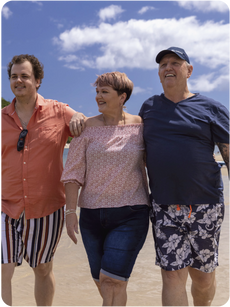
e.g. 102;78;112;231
67;136;73;143
2;98;10;109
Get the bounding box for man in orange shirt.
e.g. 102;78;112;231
1;54;85;306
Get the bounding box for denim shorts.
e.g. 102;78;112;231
150;200;224;273
79;205;149;281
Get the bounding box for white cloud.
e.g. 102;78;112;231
98;5;124;22
50;17;64;29
59;55;95;70
63;64;85;71
138;6;155;15
178;1;228;13
28;0;43;6
55;16;229;93
188;70;229;92
58;55;78;62
2;6;12;19
133;86;146;95
55;16;228;69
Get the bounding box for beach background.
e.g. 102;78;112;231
9;153;229;306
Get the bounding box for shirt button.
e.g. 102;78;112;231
23;178;26;181
24;162;26;164
25;196;27;198
25;146;27;149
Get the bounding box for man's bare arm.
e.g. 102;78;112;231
216;142;229;174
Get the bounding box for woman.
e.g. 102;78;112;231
61;72;149;306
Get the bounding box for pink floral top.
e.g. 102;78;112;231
61;124;149;209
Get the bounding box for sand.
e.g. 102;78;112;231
10;167;229;306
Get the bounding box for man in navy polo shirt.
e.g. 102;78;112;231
139;47;229;306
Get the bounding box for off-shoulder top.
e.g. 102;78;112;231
61;124;149;209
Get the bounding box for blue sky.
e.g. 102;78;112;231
1;0;229;116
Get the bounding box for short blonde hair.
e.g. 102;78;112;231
93;72;133;104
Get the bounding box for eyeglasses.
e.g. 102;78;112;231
17;129;28;151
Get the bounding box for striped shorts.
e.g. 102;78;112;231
1;207;64;268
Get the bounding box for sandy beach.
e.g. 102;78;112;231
10;165;229;306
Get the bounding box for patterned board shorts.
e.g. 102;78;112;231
150;200;224;273
1;207;64;268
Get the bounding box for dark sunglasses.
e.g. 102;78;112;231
17;129;28;151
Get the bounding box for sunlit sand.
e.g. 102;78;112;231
10;166;229;306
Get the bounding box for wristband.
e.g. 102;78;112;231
65;211;76;216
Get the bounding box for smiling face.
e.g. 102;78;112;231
10;61;40;100
95;85;126;114
158;53;193;91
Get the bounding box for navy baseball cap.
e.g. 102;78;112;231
156;47;190;64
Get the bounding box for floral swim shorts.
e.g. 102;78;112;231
150;200;224;273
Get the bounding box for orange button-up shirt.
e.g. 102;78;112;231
2;94;75;219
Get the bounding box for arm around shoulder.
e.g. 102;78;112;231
69;109;88;137
85;115;103;127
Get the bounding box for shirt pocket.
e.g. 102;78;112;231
38;124;57;146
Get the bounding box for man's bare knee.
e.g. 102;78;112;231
190;269;216;291
33;261;53;278
162;268;188;286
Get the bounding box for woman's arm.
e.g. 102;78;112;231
65;182;80;244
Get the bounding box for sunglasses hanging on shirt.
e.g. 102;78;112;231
17;129;28;151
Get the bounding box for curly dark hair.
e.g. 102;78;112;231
7;54;44;90
93;72;133;105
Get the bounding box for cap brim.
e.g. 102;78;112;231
156;50;176;63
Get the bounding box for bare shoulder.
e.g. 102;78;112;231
124;113;143;124
85;115;104;127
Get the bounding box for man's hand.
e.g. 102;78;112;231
69;112;87;137
66;213;79;244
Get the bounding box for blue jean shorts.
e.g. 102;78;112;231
150;200;224;273
79;205;149;281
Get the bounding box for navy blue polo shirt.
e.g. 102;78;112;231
139;93;229;206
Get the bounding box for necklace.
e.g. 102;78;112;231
103;112;125;126
15;104;29;129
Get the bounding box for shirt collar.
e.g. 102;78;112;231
3;93;46;116
35;93;47;108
